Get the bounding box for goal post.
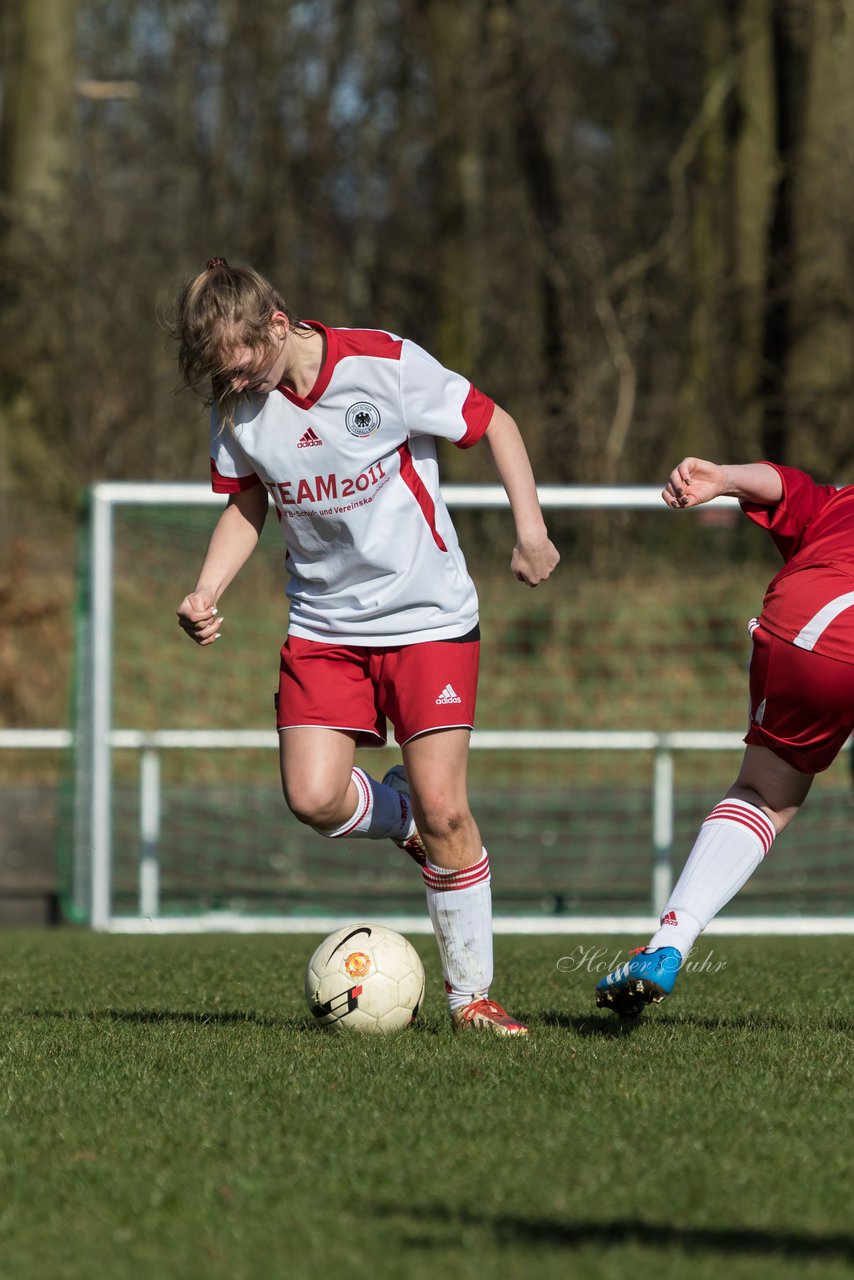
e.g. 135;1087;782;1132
67;482;854;934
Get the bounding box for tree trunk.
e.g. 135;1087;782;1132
0;0;78;534
782;0;854;474
729;0;777;454
681;0;731;457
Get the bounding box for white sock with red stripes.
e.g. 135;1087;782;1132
647;797;777;956
316;767;411;841
422;850;493;1011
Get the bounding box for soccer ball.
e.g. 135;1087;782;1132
305;922;425;1034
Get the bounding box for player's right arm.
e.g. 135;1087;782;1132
177;484;268;645
663;458;783;509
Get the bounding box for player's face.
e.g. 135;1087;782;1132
222;318;289;394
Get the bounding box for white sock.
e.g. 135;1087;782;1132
422;850;493;1011
315;767;412;841
648;798;777;956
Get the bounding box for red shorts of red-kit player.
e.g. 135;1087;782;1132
277;633;480;746
744;623;854;773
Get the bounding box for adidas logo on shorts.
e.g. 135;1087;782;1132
435;683;462;705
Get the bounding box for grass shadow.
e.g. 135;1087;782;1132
8;1007;454;1034
532;1010;644;1037
532;1009;854;1035
7;1007;306;1030
375;1202;854;1262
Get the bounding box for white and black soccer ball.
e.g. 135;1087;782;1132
304;922;425;1034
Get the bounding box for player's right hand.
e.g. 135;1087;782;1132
662;458;725;509
177;591;223;646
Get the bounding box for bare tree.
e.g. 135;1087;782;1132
2;0;854;507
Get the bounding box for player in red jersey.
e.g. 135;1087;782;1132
598;456;854;1016
174;258;559;1034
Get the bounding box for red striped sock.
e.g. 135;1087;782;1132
317;767;409;840
423;850;493;1011
648;798;777;955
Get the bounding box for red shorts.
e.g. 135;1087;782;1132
276;634;480;746
744;623;854;773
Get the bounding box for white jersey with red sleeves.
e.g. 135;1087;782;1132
210;323;494;644
741;463;854;664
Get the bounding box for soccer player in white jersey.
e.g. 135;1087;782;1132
598;456;854;1017
174;258;560;1035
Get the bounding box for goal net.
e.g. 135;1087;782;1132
62;483;854;933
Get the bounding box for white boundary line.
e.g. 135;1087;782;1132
0;730;73;748
100;914;854;936
90;481;744;510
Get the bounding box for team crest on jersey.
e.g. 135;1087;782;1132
345;402;381;437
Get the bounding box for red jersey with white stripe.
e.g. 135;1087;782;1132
210;323;494;644
741;464;854;664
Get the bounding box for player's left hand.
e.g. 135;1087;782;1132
511;537;560;586
177;590;223;645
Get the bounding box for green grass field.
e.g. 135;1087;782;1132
0;931;850;1279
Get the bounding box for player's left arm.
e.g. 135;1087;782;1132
482;405;560;586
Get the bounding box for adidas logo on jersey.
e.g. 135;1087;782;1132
297;427;322;448
435;683;462;705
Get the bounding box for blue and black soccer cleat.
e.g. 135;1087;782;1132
595;946;682;1018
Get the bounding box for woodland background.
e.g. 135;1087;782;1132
1;0;854;728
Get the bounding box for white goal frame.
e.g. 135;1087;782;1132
75;482;853;936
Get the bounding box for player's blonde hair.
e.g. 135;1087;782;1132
174;258;305;429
